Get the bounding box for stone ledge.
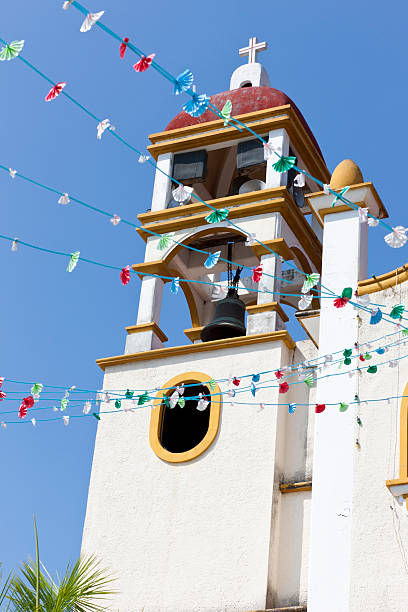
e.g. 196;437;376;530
250;607;307;612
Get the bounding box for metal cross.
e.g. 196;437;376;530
239;37;267;64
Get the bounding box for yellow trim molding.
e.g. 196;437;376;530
386;383;408;508
147;105;330;185
358;263;408;296
251;238;294;262
280;481;312;494
149;371;221;463
137;188;322;270
125;322;168;343
96;330;295;371
246;301;289;322
184;326;204;342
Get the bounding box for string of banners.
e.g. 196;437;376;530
1;328;407;426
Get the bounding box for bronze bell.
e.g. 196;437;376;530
201;288;246;342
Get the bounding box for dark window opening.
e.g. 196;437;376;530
240;82;252;88
159;384;211;453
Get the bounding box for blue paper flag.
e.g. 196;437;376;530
171;277;180;295
204;250;221;269
376;347;385;355
252;373;260;383
370;307;383;325
183;93;210;117
174;69;194;95
288;403;296;414
250;382;256;397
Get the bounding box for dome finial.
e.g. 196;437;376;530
238;36;267;64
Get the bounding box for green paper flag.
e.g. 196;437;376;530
31;383;43;397
61;398;69;411
367;365;377;374
158;233;174;250
343;348;352;358
402;329;408;337
205;208;229;224
344;358;351;366
304;373;314;388
178;397;185;408
390;304;404;319
272;155;297;173
208;379;215;392
302;273;320;294
163;395;170;407
339;402;349;412
125;389;134;399
341;287;353;300
93;412;101;420
115;399;121;409
363;352;372;360
220;100;232;126
67;251;80;272
0;40;24;61
138;391;149;405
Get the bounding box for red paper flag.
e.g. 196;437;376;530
279;382;289;394
232;377;240;387
0;377;3;389
18;396;34;419
275;370;284;379
0;391;6;401
359;355;365;362
120;37;129;59
333;297;349;309
133;53;155;72
120;265;131;286
252;264;263;283
45;82;67;102
315;403;326;413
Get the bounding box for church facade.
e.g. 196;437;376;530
81;39;408;612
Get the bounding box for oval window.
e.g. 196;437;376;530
149;372;221;463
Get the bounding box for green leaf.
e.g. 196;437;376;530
34;516;39;612
158;233;174;250
367;365;377;374
208;379;215;392
272;155;297;173
205;208;229;224
302;273;320;294
114;399;121;409
0;39;24;61
304;373;314;388
220;99;232;125
339;402;349;412
178;397;185;408
341;287;353;300
390;304;405;319
125;389;134;399
138;391;149;405
66;251;80;273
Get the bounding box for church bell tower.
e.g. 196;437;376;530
81;38;333;611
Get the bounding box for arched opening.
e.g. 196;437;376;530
150;372;222;463
240;81;252;88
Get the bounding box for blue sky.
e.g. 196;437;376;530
1;0;407;581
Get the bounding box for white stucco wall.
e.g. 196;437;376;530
82;339;294;612
349;280;408;611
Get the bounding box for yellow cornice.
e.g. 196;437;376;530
96;330;295;371
246;301;289;322
137;188;322;270
357;263;408;295
251;237;294;261
184;326;204;342
280;481;312;494
125;322;168;343
147;105;330;184
306;182;388;229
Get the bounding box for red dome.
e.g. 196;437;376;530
165;86;323;160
